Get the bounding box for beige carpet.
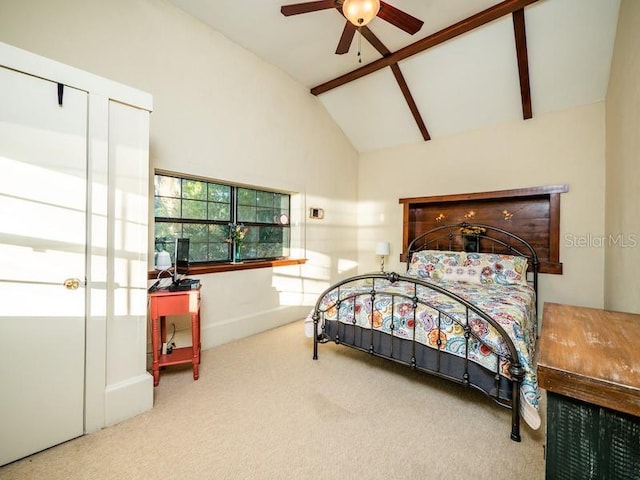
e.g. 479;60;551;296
0;320;546;479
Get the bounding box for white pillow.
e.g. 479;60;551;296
441;265;482;284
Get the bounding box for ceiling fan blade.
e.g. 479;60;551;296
335;21;357;54
281;0;336;16
377;1;424;35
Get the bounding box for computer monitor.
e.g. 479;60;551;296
173;238;190;284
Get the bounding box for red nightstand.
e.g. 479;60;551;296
149;287;201;386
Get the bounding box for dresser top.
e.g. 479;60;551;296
537;302;640;417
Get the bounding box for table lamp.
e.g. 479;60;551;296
155;250;171;271
375;241;390;273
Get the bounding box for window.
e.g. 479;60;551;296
154;173;290;264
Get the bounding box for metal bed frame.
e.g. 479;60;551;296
311;223;539;442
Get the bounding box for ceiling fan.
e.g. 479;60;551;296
281;0;424;55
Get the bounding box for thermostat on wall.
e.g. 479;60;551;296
309;207;324;219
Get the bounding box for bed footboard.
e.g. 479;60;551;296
311;272;526;442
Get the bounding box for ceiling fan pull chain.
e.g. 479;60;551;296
357;27;362;63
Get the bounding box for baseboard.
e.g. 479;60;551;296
104;372;153;426
202;305;309;350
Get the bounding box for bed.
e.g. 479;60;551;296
305;223;540;442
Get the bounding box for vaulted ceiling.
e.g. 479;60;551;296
167;0;621;152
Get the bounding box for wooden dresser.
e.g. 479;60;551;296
537;302;640;479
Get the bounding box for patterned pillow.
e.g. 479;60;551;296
408;250;464;281
441;265;482;284
464;252;528;286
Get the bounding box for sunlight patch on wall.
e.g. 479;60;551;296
337;258;358;275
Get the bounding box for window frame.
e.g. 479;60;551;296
152;171;292;271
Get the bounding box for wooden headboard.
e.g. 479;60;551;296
399;184;568;274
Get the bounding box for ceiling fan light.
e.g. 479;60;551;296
343;0;380;27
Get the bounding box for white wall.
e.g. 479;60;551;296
605;0;640;314
0;0;359;348
358;102;607;317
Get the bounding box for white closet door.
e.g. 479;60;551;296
0;66;87;466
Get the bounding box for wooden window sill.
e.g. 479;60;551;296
148;258;306;279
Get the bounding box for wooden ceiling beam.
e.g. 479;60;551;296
361;27;431;141
513;9;532;119
390;64;430;141
311;0;540;96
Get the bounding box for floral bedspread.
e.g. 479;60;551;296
306;276;541;429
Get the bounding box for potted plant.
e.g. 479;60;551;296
459;225;486;252
227;223;249;263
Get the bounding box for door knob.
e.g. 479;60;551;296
63;278;81;290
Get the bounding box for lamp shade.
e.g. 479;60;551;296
375;241;390;256
343;0;380;27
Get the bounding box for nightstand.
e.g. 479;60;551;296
149;287;201;386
